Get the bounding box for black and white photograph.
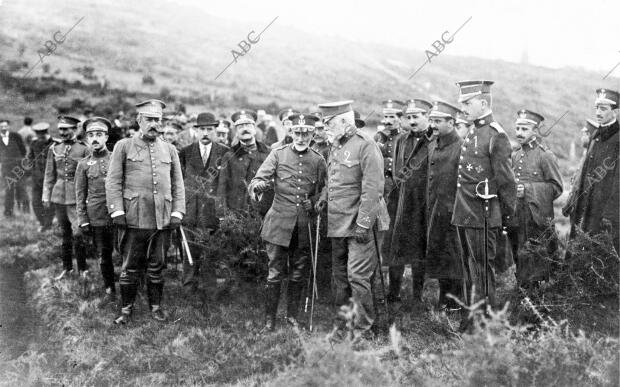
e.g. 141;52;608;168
0;0;618;385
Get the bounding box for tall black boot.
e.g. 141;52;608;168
147;282;166;321
411;271;425;304
264;282;281;331
114;283;137;324
387;266;403;302
286;281;303;328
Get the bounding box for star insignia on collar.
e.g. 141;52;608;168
466;163;473;171
475;165;484;173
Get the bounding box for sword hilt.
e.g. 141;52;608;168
475;178;498;200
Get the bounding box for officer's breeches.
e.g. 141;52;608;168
331;236;377;330
92;226;114;289
456;226;497;307
119;228;169;286
265;243;308;284
54;204;81;271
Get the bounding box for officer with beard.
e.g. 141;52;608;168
75;117;116;303
249;114;327;330
43;116;90;279
382;98;433;306
315;100;387;338
106;99;185;324
218;110;271;212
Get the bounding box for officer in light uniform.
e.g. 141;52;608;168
315;100;388;337
75;117;116;302
106;99;185;324
249;114;327;330
507;109;563;286
43;115;90;279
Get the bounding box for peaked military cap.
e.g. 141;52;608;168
231;110;258;126
595;88;619;106
83;117;112;133
515;109;544;126
278;108;299;122
382;100;405;116
57;115;81;129
456;80;494;103
289;113;318;133
318;100;354;120
429;101;463;120
136;99;166;118
33;122;50;131
404;99;432;114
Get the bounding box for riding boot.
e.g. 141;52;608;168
386;266;403;302
147;282;166;321
264;282;281;331
114;283;137;324
286;281;303;328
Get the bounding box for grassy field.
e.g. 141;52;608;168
0;208;617;386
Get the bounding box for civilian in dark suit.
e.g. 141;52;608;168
0;119;27;217
179;112;230;292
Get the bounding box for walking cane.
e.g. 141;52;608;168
372;227;390;318
308;213;320;331
179;226;193;266
475;178;497;304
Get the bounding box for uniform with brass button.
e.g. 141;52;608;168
569;89;620;254
42;115;90;276
217;110;271;213
316;100;388;334
452;80;516;315
106;99;186;324
506;109;563;285
75;117;116;297
374;100;403;197
28;122;58;231
249;113;327;330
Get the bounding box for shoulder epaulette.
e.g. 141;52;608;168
489;122;506;134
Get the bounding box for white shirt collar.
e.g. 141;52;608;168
601;118;617;128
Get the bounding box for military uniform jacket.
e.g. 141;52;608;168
217;141;271;211
75;149;111;227
310;141;330;161
511;140;563;226
106;136;185;230
451;113;516;228
573;119;619;237
179;141;230;229
42;139;90;205
320;128;387;237
249;144;327;247
381;130;434;266
27;137;57;183
426;130;464;279
374;128;400;195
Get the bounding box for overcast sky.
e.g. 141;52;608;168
194;0;619;75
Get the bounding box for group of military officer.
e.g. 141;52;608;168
13;79;618;335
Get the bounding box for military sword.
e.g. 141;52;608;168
179;226;193;266
475;178;497;303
